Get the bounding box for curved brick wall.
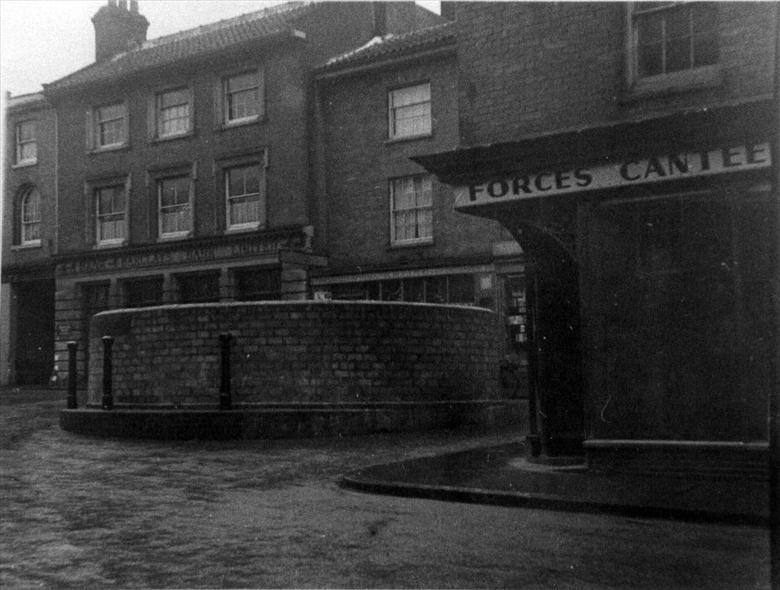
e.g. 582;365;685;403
86;301;503;408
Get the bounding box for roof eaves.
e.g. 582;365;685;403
316;41;456;81
319;22;456;73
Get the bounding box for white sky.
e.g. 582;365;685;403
0;0;440;97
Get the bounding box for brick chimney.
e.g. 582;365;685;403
92;0;149;62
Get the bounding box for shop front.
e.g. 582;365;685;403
414;99;776;475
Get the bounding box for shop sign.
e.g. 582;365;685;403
56;234;305;276
455;142;771;209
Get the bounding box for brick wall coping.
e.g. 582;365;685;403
91;299;497;319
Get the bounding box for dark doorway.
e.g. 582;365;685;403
14;280;55;385
513;224;584;456
81;282;111;387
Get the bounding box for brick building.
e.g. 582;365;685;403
312;23;528;396
19;0;441;386
415;2;777;474
1;92;57;385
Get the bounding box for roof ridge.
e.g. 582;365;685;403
140;1;311;51
44;0;317;92
322;20;455;70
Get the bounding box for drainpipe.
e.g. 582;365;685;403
769;4;779;587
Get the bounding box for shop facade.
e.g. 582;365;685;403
415;2;777;474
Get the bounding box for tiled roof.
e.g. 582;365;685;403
7;91;49;113
8;92;47;108
320;21;455;73
45;2;315;92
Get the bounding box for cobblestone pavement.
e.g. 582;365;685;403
0;395;770;589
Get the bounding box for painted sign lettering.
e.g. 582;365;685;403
455;143;771;209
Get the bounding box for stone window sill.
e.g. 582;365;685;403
621;65;723;103
11;241;42;250
11;160;37;169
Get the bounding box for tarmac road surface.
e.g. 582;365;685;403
0;393;770;589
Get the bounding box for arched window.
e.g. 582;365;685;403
19;186;41;246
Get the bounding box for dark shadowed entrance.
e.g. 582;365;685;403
507;220;584;457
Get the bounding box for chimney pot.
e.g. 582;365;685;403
92;0;149;61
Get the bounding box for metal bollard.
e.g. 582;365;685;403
101;336;114;410
219;333;233;410
66;341;78;409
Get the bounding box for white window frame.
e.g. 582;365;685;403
20;186;41;246
93;102;128;149
95;184;126;246
157;175;193;239
388;82;432;140
627;2;720;89
225;162;265;231
223;70;263;126
389;175;433;246
156;88;192;139
15;120;37;166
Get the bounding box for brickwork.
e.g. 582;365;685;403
2;96;56;264
86;301;502;407
451;2;776;146
2;95;57;385
319;52;514;270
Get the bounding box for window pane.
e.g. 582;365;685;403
97;104;123;121
160;103;189;136
229;195;260;225
19;142;37;162
160;177;189;206
391;175;433;242
638;12;663;44
417;177;433;206
244;166;261;194
666;38;691;72
125;278;163;308
226;72;260;122
227;72;257;93
226;164;263;227
394;103;431;137
391;84;429;107
389;83;431;138
638;43;663;77
404;278;425;302
178;273;220;303
665;5;691;39
381;280;403;301
18;121;35;141
100;118;123;145
449;274;475;304
425;276;447;303
228;168;245;197
160;88;189;108
22;189;40;221
98;188;112;214
114;186;125;210
235;268;281;301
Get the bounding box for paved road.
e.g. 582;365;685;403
0;395;770;589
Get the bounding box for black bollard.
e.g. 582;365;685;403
66;341;78;409
219;333;233;410
101;336;114;410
